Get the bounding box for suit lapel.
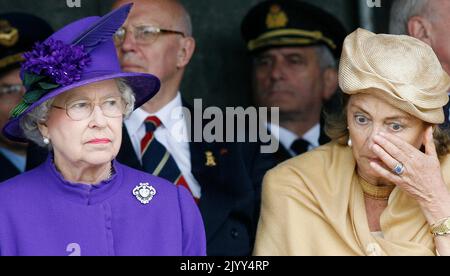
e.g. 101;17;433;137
0;152;21;182
116;125;142;170
267;127;293;163
192;141;241;241
274;143;292;163
269;120;330;163
183;99;237;240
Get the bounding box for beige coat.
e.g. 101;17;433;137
253;142;450;256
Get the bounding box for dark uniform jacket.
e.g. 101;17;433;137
0;152;21;183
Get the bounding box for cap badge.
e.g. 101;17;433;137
132;182;157;205
266;4;288;29
0;20;19;47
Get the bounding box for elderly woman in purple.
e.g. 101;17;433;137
0;4;206;256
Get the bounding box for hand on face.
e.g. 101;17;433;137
369;126;450;222
348;93;427;184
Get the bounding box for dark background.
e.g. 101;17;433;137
0;0;393;107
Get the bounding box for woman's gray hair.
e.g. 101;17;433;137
20;78;135;148
117;78;135;118
389;0;430;35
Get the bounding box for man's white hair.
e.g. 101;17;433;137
389;0;430;35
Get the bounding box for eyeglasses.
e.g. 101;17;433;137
114;25;185;46
0;84;24;96
51;96;125;121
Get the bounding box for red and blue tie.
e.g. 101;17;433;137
141;116;197;201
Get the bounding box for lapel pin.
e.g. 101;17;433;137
132;182;156;204
205;151;217;167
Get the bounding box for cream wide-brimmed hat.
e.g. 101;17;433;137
339;28;450;124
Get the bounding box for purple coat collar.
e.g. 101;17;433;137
45;156;122;205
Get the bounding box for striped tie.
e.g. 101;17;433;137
141;116;197;201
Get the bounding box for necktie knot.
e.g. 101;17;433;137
140;115;197;201
145;116;162;133
290;138;310;155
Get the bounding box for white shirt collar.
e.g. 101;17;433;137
123;92;200;199
302;123;320;148
267;123;297;151
125;92;184;135
267;122;320;152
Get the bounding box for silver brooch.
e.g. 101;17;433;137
132;183;156;204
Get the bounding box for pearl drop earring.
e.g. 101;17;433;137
43;137;50;145
347;126;352;147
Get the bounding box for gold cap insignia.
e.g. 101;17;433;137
205;151;217;167
266;4;288;29
0;20;19;47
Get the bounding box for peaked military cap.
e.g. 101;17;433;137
0;13;53;74
241;0;347;58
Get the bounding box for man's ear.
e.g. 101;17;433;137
322;67;338;101
176;37;196;69
407;16;433;45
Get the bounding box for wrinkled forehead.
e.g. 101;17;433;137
120;1;180;29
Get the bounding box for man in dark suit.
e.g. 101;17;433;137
0;13;52;182
241;0;348;164
25;0;275;256
113;0;276;256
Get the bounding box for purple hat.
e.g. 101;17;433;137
2;4;160;142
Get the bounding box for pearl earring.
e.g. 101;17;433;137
43;137;50;145
347;126;352;147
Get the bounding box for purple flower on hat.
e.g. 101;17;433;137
9;39;91;118
22;39;91;86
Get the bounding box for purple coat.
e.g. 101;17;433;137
0;157;206;256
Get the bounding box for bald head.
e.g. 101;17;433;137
113;0;192;36
389;0;427;35
389;0;449;35
390;0;450;75
113;0;197;113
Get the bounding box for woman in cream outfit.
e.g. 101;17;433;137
253;28;450;256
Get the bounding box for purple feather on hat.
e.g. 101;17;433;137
72;4;131;51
